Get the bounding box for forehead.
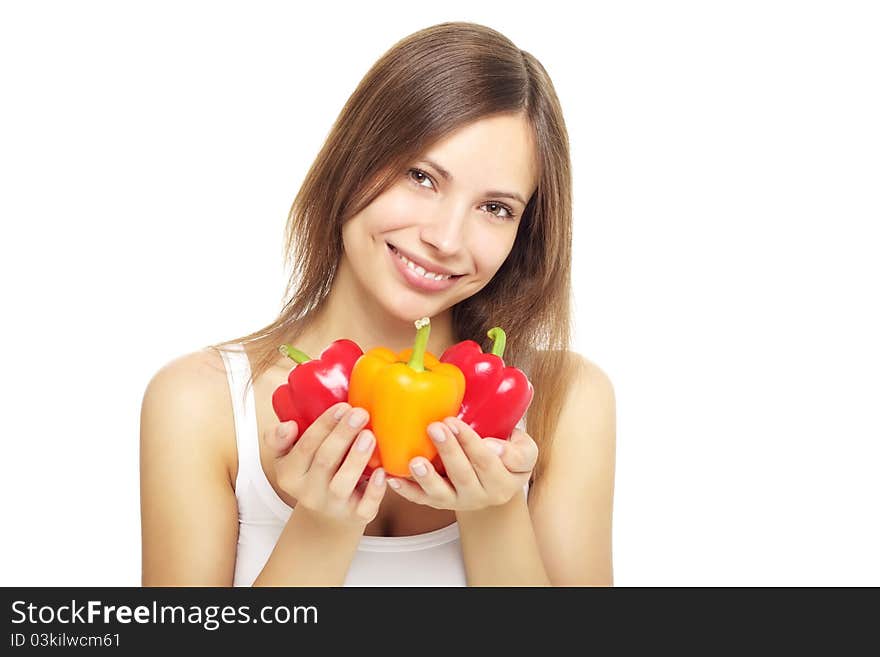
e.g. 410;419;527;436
421;113;539;199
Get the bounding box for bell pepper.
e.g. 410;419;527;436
348;317;466;478
272;338;364;437
439;326;534;442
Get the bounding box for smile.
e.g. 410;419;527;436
387;243;463;293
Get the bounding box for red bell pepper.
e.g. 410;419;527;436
429;327;532;477
272;338;381;479
272;338;363;434
439;326;533;441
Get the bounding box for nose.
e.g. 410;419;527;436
419;203;468;256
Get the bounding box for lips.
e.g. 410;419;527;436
386;242;463;292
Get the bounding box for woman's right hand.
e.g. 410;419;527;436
262;402;388;530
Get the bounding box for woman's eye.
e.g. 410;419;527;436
482;202;515;220
408;169;434;189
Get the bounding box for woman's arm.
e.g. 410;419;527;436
252;507;363;586
456;353;616;586
139;352;241;586
140;352;366;586
528;353;616;586
456;490;551;586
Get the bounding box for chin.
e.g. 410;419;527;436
373;284;447;324
362;252;463;324
383;296;443;325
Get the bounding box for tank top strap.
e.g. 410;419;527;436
218;344;261;496
219;343;295;522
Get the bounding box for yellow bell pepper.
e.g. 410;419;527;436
348;317;465;478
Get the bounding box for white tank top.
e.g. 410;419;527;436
219;343;529;587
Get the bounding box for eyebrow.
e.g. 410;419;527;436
419;158;528;206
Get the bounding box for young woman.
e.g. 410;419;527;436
140;21;616;587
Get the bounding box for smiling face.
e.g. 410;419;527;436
341;112;539;323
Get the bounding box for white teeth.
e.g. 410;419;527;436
391;246;453;280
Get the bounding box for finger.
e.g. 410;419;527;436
285;402;349;477
428;421;481;493
354;467;388;523
494;428;539;474
447;417;508;488
329;429;377;498
407;457;457;507
264;420;299;459
385;475;430;505
308;406;370;484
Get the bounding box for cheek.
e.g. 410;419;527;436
374;188;420;230
471;234;517;277
342;198;395;246
341;217;379;269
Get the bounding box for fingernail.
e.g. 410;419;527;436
355;431;374;452
428;424;446;443
348;408;368;428
412;461;428;477
487;440;505;456
387;478;401;489
373;468;386;487
334;405;348;421
278;422;293;439
446;419;460;435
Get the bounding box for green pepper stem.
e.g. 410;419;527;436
487;327;507;358
407;317;431;372
278;344;312;364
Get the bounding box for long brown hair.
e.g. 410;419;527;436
208;21;578;483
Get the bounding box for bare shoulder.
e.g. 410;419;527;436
147;346;230;387
566;352;615;406
529;349;616;426
553;350;616;460
141;349;235;480
530;349;614;389
528;349;616;490
526;349;616;479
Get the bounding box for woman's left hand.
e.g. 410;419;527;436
385;416;538;511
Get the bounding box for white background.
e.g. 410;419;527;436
1;1;877;586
